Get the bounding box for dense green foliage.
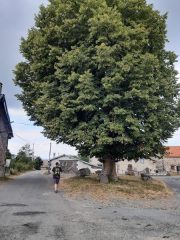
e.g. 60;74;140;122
14;0;180;161
10;145;42;173
10;145;34;172
34;157;43;170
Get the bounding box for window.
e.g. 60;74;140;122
171;165;175;170
127;164;133;171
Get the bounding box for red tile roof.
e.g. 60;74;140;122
165;146;180;158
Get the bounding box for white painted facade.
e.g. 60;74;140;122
159;157;180;173
116;159;157;175
89;157;103;167
90;157;157;175
90;156;180;175
77;160;102;174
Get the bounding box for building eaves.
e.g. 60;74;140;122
79;160;102;169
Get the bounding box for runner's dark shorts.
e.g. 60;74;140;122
53;176;60;184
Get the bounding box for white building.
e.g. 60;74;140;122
116;159;156;175
90;157;156;175
90;146;180;175
49;155;102;174
89;156;103;167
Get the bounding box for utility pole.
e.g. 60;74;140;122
48;142;52;174
32;143;35;161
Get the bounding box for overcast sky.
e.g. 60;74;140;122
0;0;180;159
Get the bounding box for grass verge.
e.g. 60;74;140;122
0;176;10;181
61;175;172;202
0;176;13;186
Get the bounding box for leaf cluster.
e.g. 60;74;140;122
14;0;180;161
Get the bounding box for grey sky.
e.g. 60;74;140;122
0;0;48;107
147;0;180;56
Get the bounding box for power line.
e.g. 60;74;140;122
11;121;34;126
12;130;52;147
14;133;31;143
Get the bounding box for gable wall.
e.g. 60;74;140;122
50;159;78;174
162;157;180;172
116;159;156;175
0;104;9;176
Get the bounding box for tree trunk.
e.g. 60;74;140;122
100;158;118;183
110;161;118;181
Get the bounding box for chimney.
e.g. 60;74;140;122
0;82;2;94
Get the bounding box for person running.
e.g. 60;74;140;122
52;162;62;193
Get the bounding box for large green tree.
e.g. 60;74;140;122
14;0;180;183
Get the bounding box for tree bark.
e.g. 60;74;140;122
110;161;118;181
100;158;118;183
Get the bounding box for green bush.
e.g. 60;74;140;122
9;145;43;174
34;157;43;170
14;162;34;173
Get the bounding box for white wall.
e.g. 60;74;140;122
116;159;157;175
89;157;103;167
82;156;180;174
77;161;101;174
162;157;180;172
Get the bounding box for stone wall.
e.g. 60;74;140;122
162;157;180;172
50;159;78;174
116;159;156;175
89;156;180;175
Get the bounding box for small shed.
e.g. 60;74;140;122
0;83;13;176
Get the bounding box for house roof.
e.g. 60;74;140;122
165;146;180;158
49;154;79;162
0;94;13;138
80;160;102;169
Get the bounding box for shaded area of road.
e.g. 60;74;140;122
0;171;180;240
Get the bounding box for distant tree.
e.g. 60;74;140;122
14;0;180;183
15;144;33;164
34;156;43;170
9;144;34;172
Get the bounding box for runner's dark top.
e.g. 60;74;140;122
52;166;62;178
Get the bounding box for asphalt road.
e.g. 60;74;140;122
155;176;180;196
0;171;180;240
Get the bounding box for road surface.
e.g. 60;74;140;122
0;171;180;240
155;176;180;196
